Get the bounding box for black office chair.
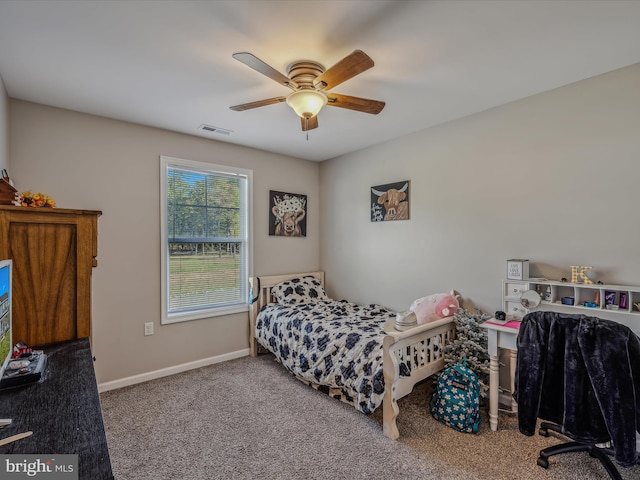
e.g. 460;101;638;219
515;311;640;479
536;421;620;479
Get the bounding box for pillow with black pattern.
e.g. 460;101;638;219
272;276;330;305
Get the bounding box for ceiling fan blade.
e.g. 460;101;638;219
301;116;319;131
232;52;298;90
230;97;287;111
313;50;374;91
326;93;385;114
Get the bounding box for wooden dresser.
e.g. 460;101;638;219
0;206;101;346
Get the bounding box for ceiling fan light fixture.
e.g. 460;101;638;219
286;90;327;118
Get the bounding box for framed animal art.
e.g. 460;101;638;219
269;190;307;237
371;180;410;222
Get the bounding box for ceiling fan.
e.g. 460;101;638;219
230;50;385;132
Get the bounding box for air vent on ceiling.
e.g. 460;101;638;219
198;124;232;136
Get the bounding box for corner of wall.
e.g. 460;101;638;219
0;74;8;171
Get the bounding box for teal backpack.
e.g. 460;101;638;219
430;357;481;433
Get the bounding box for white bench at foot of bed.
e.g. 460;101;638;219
382;317;456;440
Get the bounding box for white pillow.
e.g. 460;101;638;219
272;276;330;305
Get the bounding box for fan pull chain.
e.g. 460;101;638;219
306;117;309;141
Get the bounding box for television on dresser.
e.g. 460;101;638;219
0;259;13;381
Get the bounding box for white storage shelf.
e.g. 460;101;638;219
503;280;640;321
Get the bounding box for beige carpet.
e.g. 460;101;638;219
101;354;640;480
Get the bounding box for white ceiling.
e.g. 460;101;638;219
1;1;639;162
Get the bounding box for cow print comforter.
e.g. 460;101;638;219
255;300;398;414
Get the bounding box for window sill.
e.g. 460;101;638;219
162;304;249;325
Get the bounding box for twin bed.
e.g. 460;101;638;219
248;271;457;440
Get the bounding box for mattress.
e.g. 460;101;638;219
255;300;397;414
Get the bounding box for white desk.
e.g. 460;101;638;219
481;319;520;431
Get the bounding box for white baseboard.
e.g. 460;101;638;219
97;348;250;393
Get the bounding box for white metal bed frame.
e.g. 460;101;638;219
248;271;457;440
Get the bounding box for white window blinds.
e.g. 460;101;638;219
161;157;251;323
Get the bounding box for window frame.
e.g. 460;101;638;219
160;156;253;325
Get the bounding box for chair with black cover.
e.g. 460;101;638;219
536;420;620;479
515;311;640;479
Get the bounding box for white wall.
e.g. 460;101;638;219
0;75;8;171
320;63;640;315
9;100;320;384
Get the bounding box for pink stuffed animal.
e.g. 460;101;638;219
410;292;460;325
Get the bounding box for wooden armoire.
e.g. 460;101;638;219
0;206;101;346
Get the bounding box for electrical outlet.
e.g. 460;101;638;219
144;322;154;336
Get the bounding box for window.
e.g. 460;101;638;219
160;156;252;324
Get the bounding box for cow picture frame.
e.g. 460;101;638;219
269;190;307;237
371;180;410;222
